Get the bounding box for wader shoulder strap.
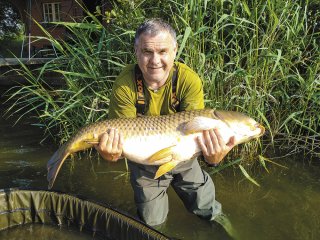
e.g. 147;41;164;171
135;64;180;115
171;64;180;111
134;65;146;115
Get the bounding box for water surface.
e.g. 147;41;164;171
0;224;100;240
1;93;319;239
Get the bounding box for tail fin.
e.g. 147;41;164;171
47;143;70;189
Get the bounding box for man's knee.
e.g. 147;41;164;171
136;192;169;226
173;168;222;220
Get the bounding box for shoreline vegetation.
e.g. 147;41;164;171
3;0;320;174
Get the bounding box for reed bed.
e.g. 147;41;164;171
4;0;320;164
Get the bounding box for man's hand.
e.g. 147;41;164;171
94;129;124;161
197;129;236;166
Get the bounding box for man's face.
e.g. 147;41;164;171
135;31;177;88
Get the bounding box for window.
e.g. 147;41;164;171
43;2;61;22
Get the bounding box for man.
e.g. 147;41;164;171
95;18;235;227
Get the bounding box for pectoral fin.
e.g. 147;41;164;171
148;145;176;163
183;117;219;134
154;161;179;179
83;138;99;144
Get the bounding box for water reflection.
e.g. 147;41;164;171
1;94;319;239
0;224;101;240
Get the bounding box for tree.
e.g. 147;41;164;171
0;0;23;40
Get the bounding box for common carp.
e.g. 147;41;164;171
47;109;265;189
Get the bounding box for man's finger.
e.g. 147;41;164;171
209;129;221;153
203;130;214;153
112;129;119;149
118;132;124;150
106;128;115;149
197;136;208;156
99;132;109;149
227;136;236;147
213;128;226;146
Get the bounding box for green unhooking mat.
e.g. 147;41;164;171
0;188;170;240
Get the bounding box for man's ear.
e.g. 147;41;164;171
174;44;178;59
134;46;138;55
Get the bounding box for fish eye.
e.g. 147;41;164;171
250;125;257;131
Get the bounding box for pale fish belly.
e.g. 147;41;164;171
122;132;203;165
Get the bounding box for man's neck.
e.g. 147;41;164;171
144;72;170;90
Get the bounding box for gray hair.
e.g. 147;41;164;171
134;18;177;46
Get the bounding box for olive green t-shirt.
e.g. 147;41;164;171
108;62;204;119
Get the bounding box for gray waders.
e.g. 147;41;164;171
128;159;222;226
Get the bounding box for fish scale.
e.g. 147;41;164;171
46;109;265;189
75;109;212;138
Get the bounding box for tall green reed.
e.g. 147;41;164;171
160;0;320;158
4;0;320;160
5;7;128;143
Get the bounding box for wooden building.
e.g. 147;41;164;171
8;0;110;58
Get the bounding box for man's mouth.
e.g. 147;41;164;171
149;66;163;69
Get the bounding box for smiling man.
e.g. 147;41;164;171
95;19;235;228
134;29;177;90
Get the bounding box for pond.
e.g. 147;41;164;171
0;224;99;240
1;89;319;240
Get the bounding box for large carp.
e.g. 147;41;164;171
47;109;265;189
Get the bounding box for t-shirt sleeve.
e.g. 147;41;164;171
177;64;205;111
108;66;137;119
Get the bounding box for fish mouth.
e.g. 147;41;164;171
257;124;265;136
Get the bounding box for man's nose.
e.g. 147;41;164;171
150;53;161;64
